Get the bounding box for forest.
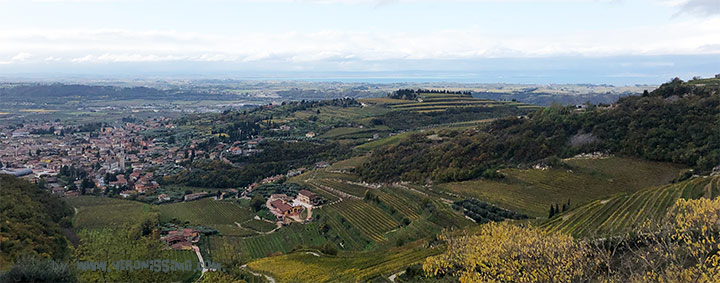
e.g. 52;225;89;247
0;175;73;266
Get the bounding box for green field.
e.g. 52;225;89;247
67;196;150;229
157;198;255;225
75;228;200;282
361;93;537;113
375;188;422;220
309;179;369;198
434;157;686;217
327;199;400;242
543;176;720;237
245;240;443;282
355;132;412;151
210;223;328;259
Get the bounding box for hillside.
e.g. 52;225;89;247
432;157;686;217
357;78;720;183
543;176;720;237
0;175;73;266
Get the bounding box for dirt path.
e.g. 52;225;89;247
234;221;282;236
240;265;276;283
388;270;406;282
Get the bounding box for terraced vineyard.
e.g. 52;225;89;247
157;198;255;225
363;94;539;113
544;176;720;237
376;188;422;220
328;199;400;242
67;196;150;229
210;223;328;259
245;240;443;282
310;179;368;198
435;157;686;217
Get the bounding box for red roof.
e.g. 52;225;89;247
270;200;291;212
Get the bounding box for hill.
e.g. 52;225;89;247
0;174;72;269
357;77;720;183
0;175;73;266
432;157;686;217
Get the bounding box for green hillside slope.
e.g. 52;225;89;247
543;176;720;237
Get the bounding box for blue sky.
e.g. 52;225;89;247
0;0;718;84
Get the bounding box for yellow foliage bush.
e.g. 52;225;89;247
423;222;587;283
424;197;720;283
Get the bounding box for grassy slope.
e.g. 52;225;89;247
434;157;686;217
543;176;720;237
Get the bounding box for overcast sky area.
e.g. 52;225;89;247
0;0;718;84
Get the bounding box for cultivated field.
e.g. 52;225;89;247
210;223;328;259
309;179;369;198
157;198;255;225
543;176;720;237
245;240;443;282
67;196;150;229
435;157;686;217
327;199;400;242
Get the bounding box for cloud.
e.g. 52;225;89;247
0;17;718;66
679;0;720;16
0;52;33;64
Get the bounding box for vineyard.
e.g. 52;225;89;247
67;196;150;229
309;179;368;198
326;199;400;242
361;94;538;113
210;223;328;259
543;176;720;237
75;228;200;282
315;208;372;250
240;219;277;233
375;188;422;220
245;240;443;282
157;198;254;225
435;157;686;217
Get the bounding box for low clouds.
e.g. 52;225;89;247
1;16;718;66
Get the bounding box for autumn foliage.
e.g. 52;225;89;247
424;197;720;282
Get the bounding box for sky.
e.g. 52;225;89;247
0;0;718;84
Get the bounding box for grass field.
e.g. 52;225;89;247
355;132;411;151
543;176;720;237
67;196;150;229
327;199;400;242
245;240;443;282
326;155;368;171
435;157;686;217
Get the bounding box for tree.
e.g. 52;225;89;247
549;205;556;218
250;194;265;212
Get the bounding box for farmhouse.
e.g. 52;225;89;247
269;199;304;220
297;189;322;206
161;229;200;250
